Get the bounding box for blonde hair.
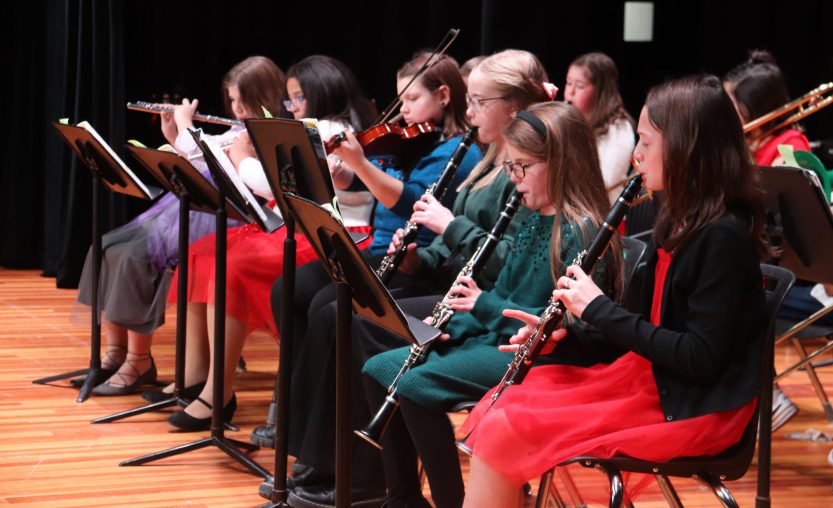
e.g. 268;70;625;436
460;49;550;191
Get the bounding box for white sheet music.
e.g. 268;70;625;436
77;121;154;198
197;130;269;226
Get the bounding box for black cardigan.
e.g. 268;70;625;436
580;212;765;421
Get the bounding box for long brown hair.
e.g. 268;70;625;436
569;52;633;137
647;74;766;257
222;56;288;119
504;102;624;298
397;53;469;139
460;49;551;191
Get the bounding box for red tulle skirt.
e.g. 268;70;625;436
460;352;757;487
168;222;372;336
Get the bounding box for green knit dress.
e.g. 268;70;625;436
363;212;593;411
416;170;531;291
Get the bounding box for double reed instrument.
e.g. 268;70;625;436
375;127;479;283
457;174;643;455
743;82;833;142
356;190;523;449
127;101;243;127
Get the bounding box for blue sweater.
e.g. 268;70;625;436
349;136;482;254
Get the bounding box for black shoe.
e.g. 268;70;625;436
250;423;275;448
257;467;332;500
167;394;237;432
141;381;206;404
288;484;385;508
91;357;158;396
69;368;117;388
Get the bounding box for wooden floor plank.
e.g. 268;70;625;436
1;267;832;506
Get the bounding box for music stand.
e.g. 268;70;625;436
119;129;280;478
35;122;163;402
283;193;439;508
756;165;833;507
247;118;369;506
90;145;254;424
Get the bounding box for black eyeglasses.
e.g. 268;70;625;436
501;160;544;179
465;93;505;110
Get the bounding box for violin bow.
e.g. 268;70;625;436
373;28;460;126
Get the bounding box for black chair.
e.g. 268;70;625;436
535;264;795;508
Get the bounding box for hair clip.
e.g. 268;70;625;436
542;82;559;101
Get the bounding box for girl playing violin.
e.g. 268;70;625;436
265;52;482;507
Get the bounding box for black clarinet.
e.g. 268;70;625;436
457;174;643;455
355;190;523;450
376;127;478;284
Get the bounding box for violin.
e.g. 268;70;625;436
326;120;442;163
325;28;459;163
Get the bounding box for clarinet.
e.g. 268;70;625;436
376;127;479;284
355;190;523;450
457;174;643;455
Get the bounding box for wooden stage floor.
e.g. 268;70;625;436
1;268;832;507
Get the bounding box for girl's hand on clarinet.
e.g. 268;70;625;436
552;265;603;319
498;308;567;354
410;194;454;235
386;229;420;274
443;276;481;313
422;316;451;341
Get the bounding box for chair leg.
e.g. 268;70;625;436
655;475;683;508
595;464;624;508
696;473;739;508
556;467;587;508
535;468;567;508
791;338;833;421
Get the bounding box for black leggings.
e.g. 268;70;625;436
363;377;465;508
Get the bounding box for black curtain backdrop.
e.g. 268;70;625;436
4;0;833;287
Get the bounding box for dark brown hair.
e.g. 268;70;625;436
569;52;633;137
222;56;288;119
287;55;376;131
396;53;469;139
723;50;790;134
504;102;623;298
647;74;766;257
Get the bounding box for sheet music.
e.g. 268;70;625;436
77;121;154;197
300;118;344;223
197;131;269;226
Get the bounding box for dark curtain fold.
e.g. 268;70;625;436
3;0;831;288
2;0;136;285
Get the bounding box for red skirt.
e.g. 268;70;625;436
168;222;372;336
460;352;757;487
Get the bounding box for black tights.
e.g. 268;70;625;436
363;377;464;508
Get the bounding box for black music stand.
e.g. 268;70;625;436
119;129;281;478
90;145;255;424
756;165;833;507
35;122;163;402
247;118;369;506
283;194;439;508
